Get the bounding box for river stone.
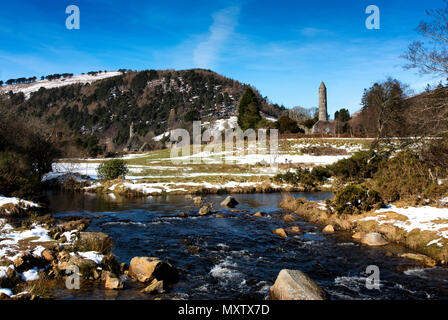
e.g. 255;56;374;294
220;196;239;208
270;269;326;300
193;197;203;207
361;232;388;246
60;218;90;232
352;232;363;240
272;228;287;238
199;204;212;216
141;279;164;294
286;226;301;235
253;211;263;217
399;253;436;267
128;257;178;283
105;273;125;290
322;225;334;233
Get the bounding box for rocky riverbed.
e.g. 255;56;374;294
2;191;448;300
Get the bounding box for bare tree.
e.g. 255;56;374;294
404;1;448;77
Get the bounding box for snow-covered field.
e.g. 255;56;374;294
43;137;371;195
0;71;122;99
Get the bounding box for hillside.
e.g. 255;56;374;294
0;69;287;155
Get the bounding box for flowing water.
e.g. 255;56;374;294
46;191;448;300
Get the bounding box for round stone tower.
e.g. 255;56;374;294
319;82;328;121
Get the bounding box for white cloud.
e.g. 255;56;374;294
193;6;240;69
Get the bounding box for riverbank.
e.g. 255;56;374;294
280;196;448;265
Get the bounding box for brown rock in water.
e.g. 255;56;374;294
105;274;125;290
141;279;164;294
178;212;187;217
253;212;263;217
352;232;363;240
193;197;203;207
270;269;326;300
272;228;287;238
220;196;239;208
128;257;178;283
187;245;200;255
360;232;388;246
286;226;301;235
283;214;297;223
216;214;224;219
322;225;334;233
399;253;437;267
199;204;212;216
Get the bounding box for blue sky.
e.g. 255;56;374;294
0;0;445;116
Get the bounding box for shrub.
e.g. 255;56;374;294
97;159;128;180
276;116;303;134
274;167;331;189
333;185;382;215
328;150;383;180
374;152;447;202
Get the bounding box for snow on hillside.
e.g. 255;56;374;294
0;71;122;99
153;117;239;142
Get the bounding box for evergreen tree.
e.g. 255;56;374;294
237;88;262;130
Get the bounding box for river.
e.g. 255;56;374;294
45;191;448;300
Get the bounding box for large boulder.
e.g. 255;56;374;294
270;269;326;300
75;232;112;254
128;257;178;283
360;232;388;246
220;196;239;208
